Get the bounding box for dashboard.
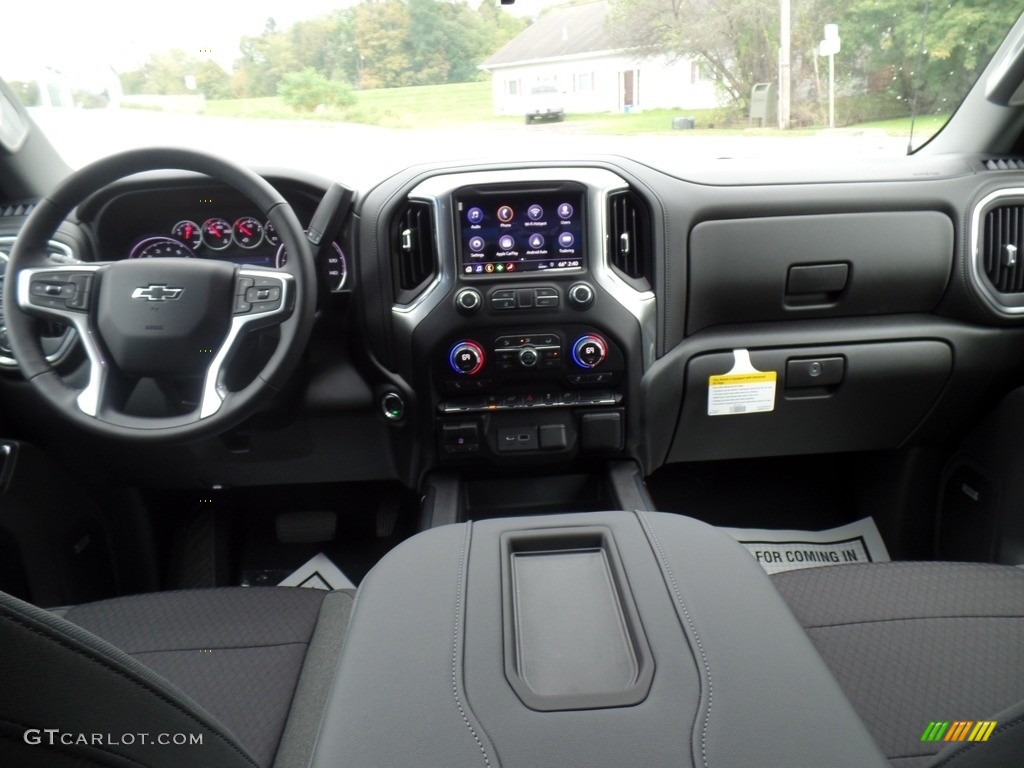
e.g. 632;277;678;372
4;152;1024;491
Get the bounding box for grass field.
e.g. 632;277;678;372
200;81;948;139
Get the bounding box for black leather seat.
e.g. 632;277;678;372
772;562;1024;767
0;587;353;768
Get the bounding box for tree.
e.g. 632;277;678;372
607;0;1018;117
278;67;356;111
608;0;778;106
119;51;231;99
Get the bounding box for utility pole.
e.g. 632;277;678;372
820;25;841;129
779;0;791;129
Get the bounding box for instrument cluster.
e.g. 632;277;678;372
126;215;347;291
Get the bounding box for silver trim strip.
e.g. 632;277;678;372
970;187;1024;315
0;238;79;369
396;168;657;370
16;264;106;415
199;268;293;419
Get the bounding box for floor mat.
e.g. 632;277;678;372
717;517;890;575
242;553;356;590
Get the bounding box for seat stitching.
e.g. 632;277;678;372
0;610;258;768
803;615;1024;631
637;510;712;768
450;521;493;768
127;640;309;655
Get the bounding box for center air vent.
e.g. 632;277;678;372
607;190;652;288
980;204;1024;293
983;158;1024;171
391;200;438;304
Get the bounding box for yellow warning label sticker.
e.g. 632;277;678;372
707;370;777;416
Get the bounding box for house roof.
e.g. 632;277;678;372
481;1;616;68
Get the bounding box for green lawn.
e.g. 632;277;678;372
203;81;502;128
200;82;949;138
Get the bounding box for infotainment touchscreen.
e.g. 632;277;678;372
454;187;585;276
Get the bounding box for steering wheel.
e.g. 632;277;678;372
2;147;317;442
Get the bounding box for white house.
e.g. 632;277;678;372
479;0;722;116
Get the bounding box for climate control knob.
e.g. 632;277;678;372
449;340;485;375
571;334;607;369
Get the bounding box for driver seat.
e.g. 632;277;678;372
0;587;353;768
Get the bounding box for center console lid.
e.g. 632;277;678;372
310;511;887;768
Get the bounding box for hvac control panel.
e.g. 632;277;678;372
433;326;626;461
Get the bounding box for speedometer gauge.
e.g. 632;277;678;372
129;236;196;259
172;220;201;249
233;216;264;249
201;218;232;251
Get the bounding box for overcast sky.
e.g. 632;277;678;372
1;0;554;82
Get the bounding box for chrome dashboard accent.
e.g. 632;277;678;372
396;168;657;371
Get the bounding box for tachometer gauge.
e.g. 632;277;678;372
276;240;347;292
264;220;280;246
129;236;196;259
201;218;232;251
172;220;201;249
233;216;264;249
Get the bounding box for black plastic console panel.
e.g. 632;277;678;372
310;511;887;768
687;211;954;333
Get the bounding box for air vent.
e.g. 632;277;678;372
391;200;438;304
0;202;35;218
607;190;652;288
981;204;1024;293
983;158;1024;171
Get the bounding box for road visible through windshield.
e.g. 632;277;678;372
29;107;910;185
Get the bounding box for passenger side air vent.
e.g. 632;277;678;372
607;190;652;289
981;204;1024;293
983;158;1024;171
391;200;438;304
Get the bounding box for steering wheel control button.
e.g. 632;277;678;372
568;282;595;309
572;334;608;369
455;288;482;315
245;286;282;303
28;272;95;312
449;341;485;376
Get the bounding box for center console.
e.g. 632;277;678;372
307;511;889;768
385;168;656;474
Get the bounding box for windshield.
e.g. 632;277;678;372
2;0;1021;181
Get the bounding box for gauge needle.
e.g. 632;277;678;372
240;225;252;236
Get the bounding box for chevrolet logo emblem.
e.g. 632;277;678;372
131;285;184;302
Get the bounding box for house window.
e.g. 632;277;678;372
576;72;593;92
507;80;519;96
